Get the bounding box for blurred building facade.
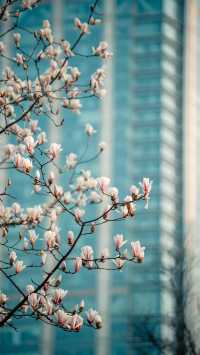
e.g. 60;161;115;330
127;0;184;353
1;0;200;355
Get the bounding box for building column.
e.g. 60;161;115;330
184;0;199;351
96;0;115;354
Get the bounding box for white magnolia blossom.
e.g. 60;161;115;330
139;177;153;209
63;98;82;113
71;67;80;80
45;230;57;250
28;230;38;248
27;205;43;224
109;187;119;202
53;288;68;305
74;257;82;273
16;53;25;65
75;171;97;191
63;191;73;204
113;234;127;251
48;143;62;159
74;208;85;223
81;245;94;268
61;40;74;56
131;241;145;262
86;308;102;328
124;195;136;217
92;41;113;59
22;158;33;173
11;202;21;215
26;284;35;294
37;131;47;145
28;293;38;310
130;185;140;197
56;309;68;326
85;123;96;136
66;153;78;169
14;153;23;169
89;16;101;26
15;260;26;273
140;177;152;195
4;144;15;158
90;68;107;98
74;17;89;34
53;184;64;199
43;300;53;316
97;176;110;193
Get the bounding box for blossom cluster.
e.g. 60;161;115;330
0;0;152;333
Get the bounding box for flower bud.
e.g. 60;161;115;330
0;293;8;305
13;33;21;48
95;314;102;329
9;251;17;265
79;299;85;312
67;231;74;245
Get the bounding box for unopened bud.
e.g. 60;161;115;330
43;282;49;292
67;231;74;245
79;299;85;312
91;223;96;233
19;232;23;240
54;275;62;287
60;261;67;272
7;178;12;187
2;227;8;237
95;315;102;329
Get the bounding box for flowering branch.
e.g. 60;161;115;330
0;0;152;333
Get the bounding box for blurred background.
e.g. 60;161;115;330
1;0;200;354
